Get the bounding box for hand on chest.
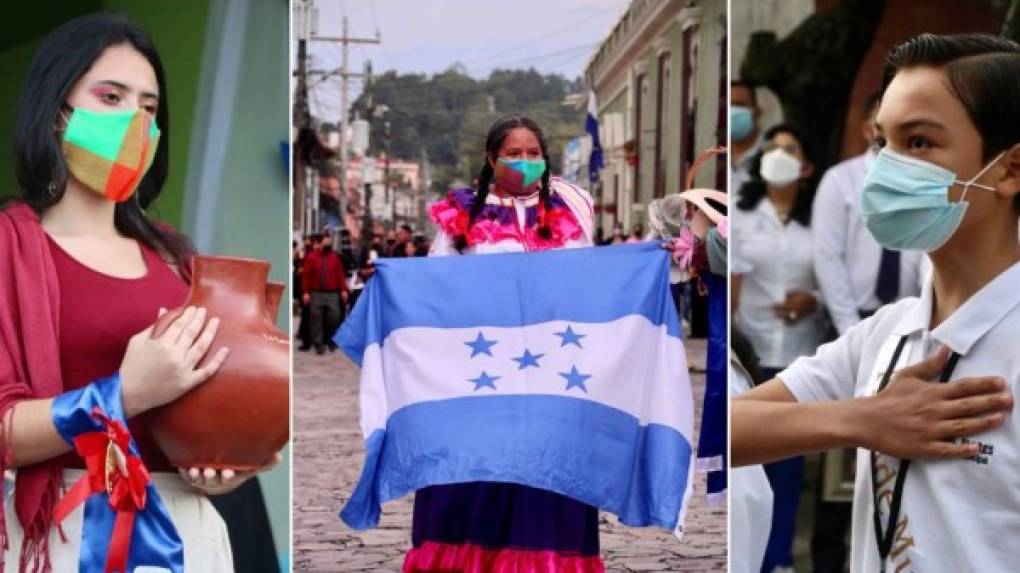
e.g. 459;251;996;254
862;333;1018;472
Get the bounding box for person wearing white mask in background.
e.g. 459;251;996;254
733;33;1020;573
732;123;824;573
731;80;762;192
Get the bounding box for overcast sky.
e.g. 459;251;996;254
299;0;627;122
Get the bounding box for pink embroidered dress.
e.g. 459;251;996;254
403;177;603;573
428;177;594;256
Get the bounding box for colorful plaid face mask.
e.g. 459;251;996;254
61;106;160;202
494;158;546;195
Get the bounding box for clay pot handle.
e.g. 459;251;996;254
264;282;286;321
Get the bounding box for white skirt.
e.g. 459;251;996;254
4;469;233;572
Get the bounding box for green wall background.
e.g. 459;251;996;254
199;1;292;569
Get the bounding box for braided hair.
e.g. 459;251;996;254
454;114;554;251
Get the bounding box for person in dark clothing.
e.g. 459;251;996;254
301;233;349;354
390;224;414;257
412;234;430;257
338;229;357;275
295;237;314;351
383;229;398;256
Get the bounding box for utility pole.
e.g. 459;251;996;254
309;17;380;232
419;148;432;232
361;62;376;255
293;0;312;237
385;121;393;226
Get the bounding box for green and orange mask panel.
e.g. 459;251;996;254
61;107;161;203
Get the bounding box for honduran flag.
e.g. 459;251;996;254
336;241;695;535
586;88;604;185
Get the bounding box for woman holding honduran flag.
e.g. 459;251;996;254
409;114;604;571
343;113;715;572
0;14;276;572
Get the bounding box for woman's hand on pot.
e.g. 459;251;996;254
120;306;230;418
179;453;283;495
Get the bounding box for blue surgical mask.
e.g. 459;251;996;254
730;106;754;141
860;148;1002;252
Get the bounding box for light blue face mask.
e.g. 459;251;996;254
730;106;754;141
860;147;1002;252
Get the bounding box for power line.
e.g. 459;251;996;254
366;0;396;70
464;42;598;76
459;4;625;66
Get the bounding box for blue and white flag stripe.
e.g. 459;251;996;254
339;242;680;363
337;242;694;534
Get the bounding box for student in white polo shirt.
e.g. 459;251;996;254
809;90;927;573
733;33;1020;573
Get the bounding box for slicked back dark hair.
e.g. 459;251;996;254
11;12;193;277
884;33;1020;210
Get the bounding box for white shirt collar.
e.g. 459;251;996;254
893;260;1020;355
753;196;797;229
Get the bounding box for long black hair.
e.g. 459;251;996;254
11;13;193;277
884;33;1020;212
455;114;553;251
736;123;816;227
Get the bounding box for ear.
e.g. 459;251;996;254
996;143;1020;200
860;118;875;146
54;109;70;135
487;153;497;170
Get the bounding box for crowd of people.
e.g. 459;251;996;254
292;224;433;354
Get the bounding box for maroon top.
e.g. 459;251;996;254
48;235;188;472
302;248;348;295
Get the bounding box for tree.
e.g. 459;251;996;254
350;67;585;195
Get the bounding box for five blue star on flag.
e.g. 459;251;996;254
465;332;498;358
468;371;500;391
462;326;593;393
553;325;586;348
559;366;592;392
512;348;544;370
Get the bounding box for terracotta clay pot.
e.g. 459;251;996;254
150;256;290;470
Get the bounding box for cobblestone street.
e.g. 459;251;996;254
293;335;727;572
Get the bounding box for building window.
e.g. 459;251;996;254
634;73;646;204
680;28;696;190
654;51;671;199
